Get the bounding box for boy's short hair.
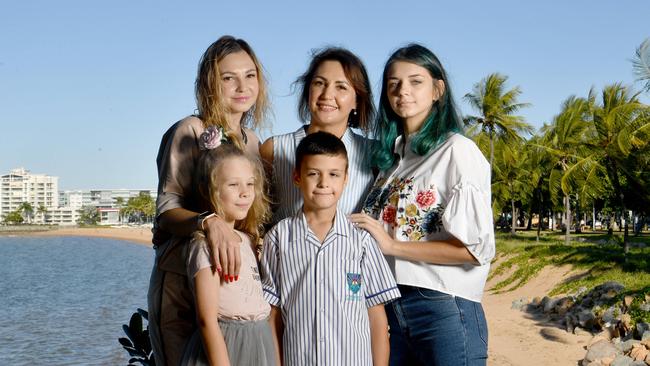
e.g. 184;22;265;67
295;131;348;173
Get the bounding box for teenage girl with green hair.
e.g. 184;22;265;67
350;44;495;366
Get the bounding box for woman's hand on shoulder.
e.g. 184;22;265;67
348;213;396;255
203;215;242;282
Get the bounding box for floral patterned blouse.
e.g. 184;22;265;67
363;133;495;302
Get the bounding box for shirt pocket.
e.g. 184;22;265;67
341;259;363;302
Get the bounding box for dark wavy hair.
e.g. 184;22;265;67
295;47;375;132
372;44;463;170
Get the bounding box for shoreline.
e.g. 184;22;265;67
2;227;154;246
3;227;600;364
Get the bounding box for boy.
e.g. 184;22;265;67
260;131;400;366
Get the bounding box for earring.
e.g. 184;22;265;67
348;109;358;126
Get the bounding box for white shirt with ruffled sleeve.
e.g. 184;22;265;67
362;133;495;302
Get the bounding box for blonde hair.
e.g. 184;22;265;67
195;144;270;243
195;35;270;149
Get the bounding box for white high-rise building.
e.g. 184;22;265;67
0;168;59;224
2;167;156;226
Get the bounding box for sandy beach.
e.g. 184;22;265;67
6;227;590;365
484;263;591;365
20;226;154;246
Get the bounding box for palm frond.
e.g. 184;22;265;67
561;156;608;205
632;38;650;92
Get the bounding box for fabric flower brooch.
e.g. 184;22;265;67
199;125;228;150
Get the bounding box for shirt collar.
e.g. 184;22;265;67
393;134;408;158
294;207;350;246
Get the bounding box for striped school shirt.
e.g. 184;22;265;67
270;126;375;224
260;209;400;366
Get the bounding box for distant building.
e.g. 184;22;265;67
58;190;84;209
59;189;157;225
45;206;81;226
98;207;121;225
0;168;58;224
1;167;155;226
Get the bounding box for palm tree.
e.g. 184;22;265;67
115;197;125;224
19;202;34;224
37;204;48;224
522;134;554;241
585;84;650;251
632;38;650;93
464;73;534;168
535;96;594;245
492;139;530;235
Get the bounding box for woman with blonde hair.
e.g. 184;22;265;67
148;35;270;366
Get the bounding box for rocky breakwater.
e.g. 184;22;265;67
511;281;650;365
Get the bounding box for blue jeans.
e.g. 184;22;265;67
386;285;488;366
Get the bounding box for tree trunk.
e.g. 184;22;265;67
489;127;495;170
564;195;571;245
575;199;582;233
550;210;554;231
511;199;516;235
617;195;628;250
536;191;543;242
605;158;628;253
592;202;596;231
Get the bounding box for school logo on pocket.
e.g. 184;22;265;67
346;273;362;294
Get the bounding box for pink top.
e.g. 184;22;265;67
186;230;270;321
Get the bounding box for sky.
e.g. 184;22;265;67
1;0;648;190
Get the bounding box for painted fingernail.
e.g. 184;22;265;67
230;275;234;281
235;275;239;281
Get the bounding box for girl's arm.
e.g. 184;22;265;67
348;213;478;265
268;306;283;366
194;268;230;366
159;209;242;279
368;304;389;366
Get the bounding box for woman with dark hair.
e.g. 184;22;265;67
350;44;495;365
260;47;376;223
149;35;270;366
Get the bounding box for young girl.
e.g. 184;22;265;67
180;144;275;366
148;35;270;366
350;44;495;365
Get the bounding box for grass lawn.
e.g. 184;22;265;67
490;230;650;323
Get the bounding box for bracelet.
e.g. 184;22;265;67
197;212;217;231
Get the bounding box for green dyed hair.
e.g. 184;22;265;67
372;44;463;170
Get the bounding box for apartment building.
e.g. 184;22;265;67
2;168;155;226
0;168;58;224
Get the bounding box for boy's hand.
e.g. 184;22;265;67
348;213;396;255
204;215;241;281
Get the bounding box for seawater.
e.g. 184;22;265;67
0;236;154;365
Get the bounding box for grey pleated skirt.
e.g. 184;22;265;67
179;318;276;366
